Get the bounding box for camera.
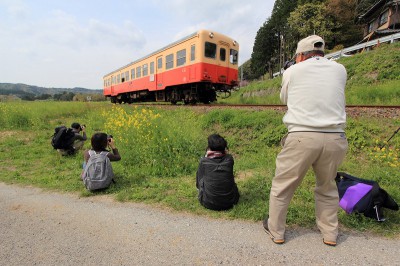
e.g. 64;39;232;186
80;124;86;130
107;134;113;142
283;60;295;70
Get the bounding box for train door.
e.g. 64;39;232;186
189;43;196;81
156;55;163;89
217;42;229;84
111;75;115;95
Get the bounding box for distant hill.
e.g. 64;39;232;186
0;83;102;96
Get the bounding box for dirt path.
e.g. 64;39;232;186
0;182;398;265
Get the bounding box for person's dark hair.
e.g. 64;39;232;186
91;133;108;151
71;122;81;130
207;134;227;152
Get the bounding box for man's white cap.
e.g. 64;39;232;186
295;35;325;54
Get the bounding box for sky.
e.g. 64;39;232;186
0;0;274;90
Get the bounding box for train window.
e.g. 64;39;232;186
143;64;148;76
205;42;216;59
136;66;141;78
177;49;186;67
150;62;154;74
230;49;238;64
125;71;129;81
117;74;121;84
220;48;226;61
131;68;135;79
191;45;195;61
121;72;125;83
166;53;174;69
157;57;162;69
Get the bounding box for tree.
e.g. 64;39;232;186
250;0;298;79
287;2;338;49
326;0;363;47
238;59;253;81
250;19;279;78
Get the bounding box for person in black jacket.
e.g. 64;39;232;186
196;134;240;210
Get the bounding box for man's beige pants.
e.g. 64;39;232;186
268;132;348;242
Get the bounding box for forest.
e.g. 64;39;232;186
242;0;381;80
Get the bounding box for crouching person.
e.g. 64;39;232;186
196;134;240;210
82;133;121;191
57;122;87;156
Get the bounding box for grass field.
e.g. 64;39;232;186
0;101;399;237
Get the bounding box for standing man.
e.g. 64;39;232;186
264;35;348;246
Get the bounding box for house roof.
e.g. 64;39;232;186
358;0;400;22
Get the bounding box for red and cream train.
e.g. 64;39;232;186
103;30;239;104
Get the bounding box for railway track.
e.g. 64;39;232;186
129;103;400;109
127;103;400;118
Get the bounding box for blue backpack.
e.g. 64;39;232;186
336;172;398;221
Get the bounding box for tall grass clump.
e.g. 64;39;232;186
101;105;204;178
0;102;38;129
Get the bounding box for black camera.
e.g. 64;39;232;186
107;134;113;142
80;124;86;130
283;60;295;70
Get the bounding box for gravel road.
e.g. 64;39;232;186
1;182;399;265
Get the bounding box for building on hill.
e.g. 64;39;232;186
358;0;400;42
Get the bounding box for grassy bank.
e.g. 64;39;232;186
0;101;399;237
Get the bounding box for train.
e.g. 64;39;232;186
103;30;239;104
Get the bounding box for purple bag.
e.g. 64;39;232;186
336;172;398;222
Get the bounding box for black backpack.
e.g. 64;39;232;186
51;126;76;150
336;172;399;221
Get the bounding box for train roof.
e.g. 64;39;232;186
103;29;237;78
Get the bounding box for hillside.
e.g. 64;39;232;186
223;42;400;105
0;83;102;97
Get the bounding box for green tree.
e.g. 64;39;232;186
250;19;279;78
238;59;253;80
326;0;363;47
250;0;298;79
288;2;338;49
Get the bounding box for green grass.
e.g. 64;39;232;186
0;101;399;237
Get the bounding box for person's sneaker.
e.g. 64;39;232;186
262;218;285;244
323;239;337;246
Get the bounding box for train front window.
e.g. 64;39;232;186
220;48;226;61
205;42;216;59
230;49;238;64
131;69;135;79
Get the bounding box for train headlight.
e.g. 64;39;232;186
233;40;237;46
209;32;214;38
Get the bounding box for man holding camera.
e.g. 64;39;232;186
264;35;348;246
58;122;87;156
